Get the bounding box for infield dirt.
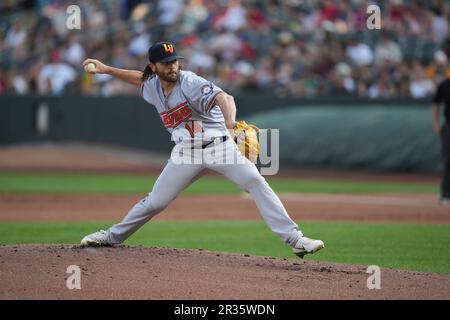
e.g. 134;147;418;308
1;245;449;300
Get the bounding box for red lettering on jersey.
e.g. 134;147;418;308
160;101;187;117
159;101;192;129
180;107;191;117
162;115;172;126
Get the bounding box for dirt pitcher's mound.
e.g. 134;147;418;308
1;245;449;300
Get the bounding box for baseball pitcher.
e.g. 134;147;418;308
80;41;324;258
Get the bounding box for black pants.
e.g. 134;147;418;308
441;124;450;198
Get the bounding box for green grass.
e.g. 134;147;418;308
0;172;438;195
1;221;449;274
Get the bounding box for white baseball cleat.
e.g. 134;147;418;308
80;230;111;247
292;236;325;258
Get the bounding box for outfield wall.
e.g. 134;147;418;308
248;106;440;173
0;95;440;173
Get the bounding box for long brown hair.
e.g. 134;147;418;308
141;64;154;82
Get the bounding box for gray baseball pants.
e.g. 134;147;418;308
107;138;302;247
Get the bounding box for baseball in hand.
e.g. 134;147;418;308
85;62;96;73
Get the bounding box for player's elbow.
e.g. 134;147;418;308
221;92;236;110
217;91;233;101
225;92;235;103
215;92;227;103
215;92;230;110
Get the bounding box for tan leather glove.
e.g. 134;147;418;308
232;120;260;163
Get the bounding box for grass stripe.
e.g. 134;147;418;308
0;172;438;195
0;221;448;274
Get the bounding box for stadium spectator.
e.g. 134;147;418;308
38;54;77;95
409;60;436;98
374;34;403;66
0;0;448;99
346;38;374;67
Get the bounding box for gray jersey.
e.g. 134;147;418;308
141;70;229;144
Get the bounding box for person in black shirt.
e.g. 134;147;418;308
433;78;450;205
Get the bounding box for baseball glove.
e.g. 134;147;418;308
232;120;260;163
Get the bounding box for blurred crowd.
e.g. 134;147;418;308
1;0;450;98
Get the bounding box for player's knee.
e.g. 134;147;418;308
150;199;169;212
140;195;169;213
242;174;267;191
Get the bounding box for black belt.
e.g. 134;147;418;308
192;136;228;149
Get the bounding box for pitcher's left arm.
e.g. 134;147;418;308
215;92;237;129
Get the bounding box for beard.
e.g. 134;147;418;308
156;66;180;83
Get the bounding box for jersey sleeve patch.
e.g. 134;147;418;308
181;72;223;114
201;83;213;96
